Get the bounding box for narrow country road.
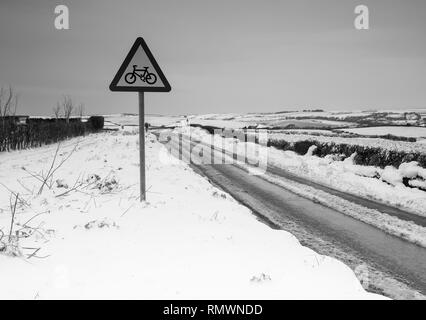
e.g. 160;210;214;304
156;130;426;299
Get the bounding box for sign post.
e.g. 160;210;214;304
110;37;171;201
138;92;145;201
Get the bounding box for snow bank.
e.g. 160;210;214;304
0;131;382;299
399;162;426;180
182;128;426;228
305;145;317;156
381;166;404;187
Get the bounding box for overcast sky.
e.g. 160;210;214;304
1;0;426;116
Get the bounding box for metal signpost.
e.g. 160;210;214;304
110;37;171;201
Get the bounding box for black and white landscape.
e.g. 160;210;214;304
1;1;426;301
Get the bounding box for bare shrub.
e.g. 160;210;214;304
60;95;74;123
0;190;51;259
22;141;79;194
0;193;22;257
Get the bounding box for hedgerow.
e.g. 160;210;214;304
0;117;104;152
268;138;426;168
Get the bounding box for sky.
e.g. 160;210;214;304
0;0;426;116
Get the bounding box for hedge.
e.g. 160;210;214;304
0;117;104;152
268;138;426;168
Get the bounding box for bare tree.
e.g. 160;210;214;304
59;95;73;123
77;103;84;118
0;86;19;116
53;104;61;119
0;86;19;127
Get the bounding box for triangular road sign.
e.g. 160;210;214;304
109;37;171;92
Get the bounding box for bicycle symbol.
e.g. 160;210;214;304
125;65;157;85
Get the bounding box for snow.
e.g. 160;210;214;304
399;162;426;180
188;114;355;129
267;119;354;128
409;179;426;190
305;145;317;156
373;162;426;189
340;126;426;138
381;166;404;187
182;111;426;140
267;132;426;154
262;145;426;221
279;129;339;136
0;130;382;299
187;109;423;128
103;114;184;130
179;127;426;245
188;118;250;129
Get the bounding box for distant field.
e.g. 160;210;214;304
340;126;426;138
261;119;353;128
188;118;248;129
276;129;338;136
101;112;426;140
189;116;355;129
103;114;183;129
188;109;426;129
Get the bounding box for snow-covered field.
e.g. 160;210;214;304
103;114;184;130
102;111;426;137
189;114;355;129
186;118;249;130
340;126;426;138
267;132;426;154
0;130;381;299
186;109;426;129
